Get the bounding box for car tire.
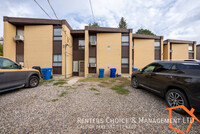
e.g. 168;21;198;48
29;76;39;88
131;77;139;88
165;89;190;114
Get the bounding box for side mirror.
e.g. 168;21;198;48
18;64;22;69
139;69;143;72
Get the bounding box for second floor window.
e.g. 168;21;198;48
122;35;129;46
79;40;85;50
89;35;96;42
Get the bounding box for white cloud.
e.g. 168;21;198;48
0;0;200;44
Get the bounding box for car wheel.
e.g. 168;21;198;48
165;89;189;114
29;76;39;88
132;77;139;88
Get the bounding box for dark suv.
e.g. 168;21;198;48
131;61;200;113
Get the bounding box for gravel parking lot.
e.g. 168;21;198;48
0;77;199;133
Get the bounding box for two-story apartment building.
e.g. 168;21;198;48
3;16;197;77
163;39;196;60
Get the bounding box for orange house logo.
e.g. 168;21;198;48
165;105;200;134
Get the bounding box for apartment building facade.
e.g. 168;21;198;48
3;16;73;77
163;39;196;60
132;34;163;69
3;16;197;77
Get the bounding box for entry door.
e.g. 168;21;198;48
79;61;84;76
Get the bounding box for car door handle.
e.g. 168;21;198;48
0;72;4;75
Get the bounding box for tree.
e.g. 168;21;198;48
118;17;127;29
89;22;100;27
136;28;155;35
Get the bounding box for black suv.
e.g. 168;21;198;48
131;61;200;113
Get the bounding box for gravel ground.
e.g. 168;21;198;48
0;78;199;134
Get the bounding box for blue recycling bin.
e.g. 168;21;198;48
133;68;138;72
110;68;116;78
99;68;104;78
42;68;52;80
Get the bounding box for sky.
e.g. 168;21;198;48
0;0;200;44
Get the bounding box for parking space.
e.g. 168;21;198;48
0;77;199;133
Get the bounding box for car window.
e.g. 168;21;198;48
172;63;200;71
143;64;156;73
0;58;19;69
154;63;173;72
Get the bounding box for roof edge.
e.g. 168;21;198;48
132;34;163;39
164;39;196;44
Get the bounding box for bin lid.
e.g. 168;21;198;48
110;68;116;71
99;68;104;71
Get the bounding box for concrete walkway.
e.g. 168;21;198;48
66;77;81;86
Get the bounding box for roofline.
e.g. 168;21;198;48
164;39;196;44
132;34;163;39
3;16;72;30
85;26;132;33
70;30;85;34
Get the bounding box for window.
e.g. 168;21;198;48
189;45;193;51
53;55;62;62
0;58;19;69
89;58;96;63
154;63;173;72
175;63;200;70
122;58;128;64
17;29;24;36
89;36;96;42
54;29;62;36
79;40;85;50
73;61;79;72
122;36;129;46
154;42;160;47
122;36;129;42
155;41;161;60
53;63;62;66
54;37;62;40
143;64;156;72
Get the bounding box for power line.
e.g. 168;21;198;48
34;0;52;19
88;0;95;23
47;0;58;19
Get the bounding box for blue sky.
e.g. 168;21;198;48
0;0;200;44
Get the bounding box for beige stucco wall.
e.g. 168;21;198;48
134;39;154;69
194;43;196;59
24;25;53;68
197;46;200;60
160;38;164;60
62;25;73;76
129;33;132;74
3;22;16;61
163;44;169;60
171;43;188;60
84;30;89;77
96;33;121;75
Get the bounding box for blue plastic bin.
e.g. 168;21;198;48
133;68;138;72
110;68;116;78
42;68;52;80
99;68;104;78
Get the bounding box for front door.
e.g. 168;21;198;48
79;61;84;76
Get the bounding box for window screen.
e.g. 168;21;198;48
53;55;62;62
54;29;62;36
